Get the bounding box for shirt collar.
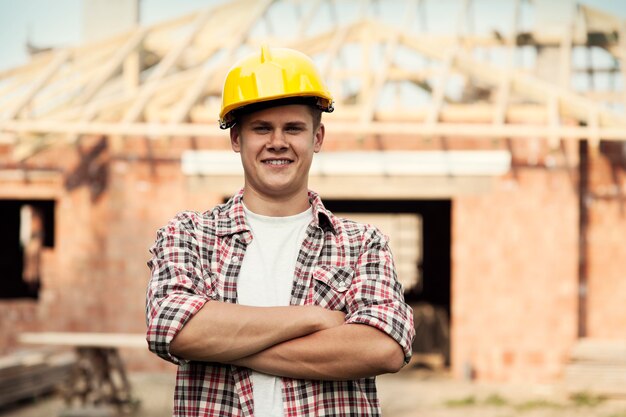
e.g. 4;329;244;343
307;190;338;234
216;189;338;237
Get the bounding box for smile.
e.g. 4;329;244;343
262;159;293;166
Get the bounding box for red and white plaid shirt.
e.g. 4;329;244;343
146;190;414;416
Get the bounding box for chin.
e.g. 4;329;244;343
262;182;300;196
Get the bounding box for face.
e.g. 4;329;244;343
230;104;325;200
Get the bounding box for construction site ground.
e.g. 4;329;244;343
2;366;626;417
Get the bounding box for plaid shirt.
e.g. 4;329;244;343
146;190;414;417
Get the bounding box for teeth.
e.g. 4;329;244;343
265;160;290;165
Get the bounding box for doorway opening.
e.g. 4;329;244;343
0;200;55;299
323;199;452;366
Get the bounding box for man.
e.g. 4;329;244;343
146;46;415;417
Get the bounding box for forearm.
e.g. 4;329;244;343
230;323;405;380
169;301;343;362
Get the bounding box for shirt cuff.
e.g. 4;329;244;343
345;307;414;365
147;293;208;365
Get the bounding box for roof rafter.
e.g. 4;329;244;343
168;0;275;125
360;0;418;125
1;0;626;165
3;50;71;121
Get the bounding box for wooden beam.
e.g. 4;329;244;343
548;93;561;149
0;41;120;117
0;133;16;144
21;29;148;160
19;332;146;349
588;107;601;153
493;71;511;125
560;22;573;90
76;27;148;104
492;0;519;126
120;7;216;124
360;0;417;124
456;0;472;39
3;50;71;120
14;36;134;120
425;46;458;125
621;22;626;107
297;0;323;38
320;25;351;78
189;102;551;124
6;119;626;141
123;47;141;93
169;0;274;124
400;31;625;128
12;67;202;160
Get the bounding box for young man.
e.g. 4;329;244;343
146;46;414;416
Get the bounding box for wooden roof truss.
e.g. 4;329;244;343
1;0;626;162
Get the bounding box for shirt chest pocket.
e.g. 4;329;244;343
310;266;354;311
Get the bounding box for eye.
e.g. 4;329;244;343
253;126;271;133
285;126;305;133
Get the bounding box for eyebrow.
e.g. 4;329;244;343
284;121;307;128
249;120;272;126
248;120;308;128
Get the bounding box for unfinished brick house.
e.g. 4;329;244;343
1;0;625;390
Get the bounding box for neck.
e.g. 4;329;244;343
242;186;310;216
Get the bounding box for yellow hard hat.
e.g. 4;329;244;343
219;45;334;129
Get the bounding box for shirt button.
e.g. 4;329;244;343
232;255;240;264
233;234;240;242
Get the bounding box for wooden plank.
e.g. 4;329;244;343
569;338;626;363
3;49;71;120
564;338;626;397
425;46;458;125
547;93;561;149
360;0;417;124
190;102;550;124
78;28;148;105
424;0;471;126
492;0;519;126
168;0;274;124
6;118;626;140
120;6;217;124
19;333;146;349
400;30;625;128
621;22;626;107
0;350;75;407
559;21;573;90
297;0;323;38
320;24;350;78
588;106;600;155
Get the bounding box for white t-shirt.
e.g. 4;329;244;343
237;204;313;417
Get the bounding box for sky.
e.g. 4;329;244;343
0;0;625;72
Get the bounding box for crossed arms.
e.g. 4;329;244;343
169;302;405;380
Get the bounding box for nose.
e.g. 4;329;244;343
266;130;289;151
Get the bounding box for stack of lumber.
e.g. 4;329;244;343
0;349;76;408
564;338;626;397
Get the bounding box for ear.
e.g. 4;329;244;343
230;127;241;152
313;123;325;153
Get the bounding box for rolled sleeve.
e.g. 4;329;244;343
344;227;415;364
146;212;209;365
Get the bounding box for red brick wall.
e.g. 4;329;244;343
2;137;626;382
587;153;626;339
452;168;579;382
99;159;225;370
